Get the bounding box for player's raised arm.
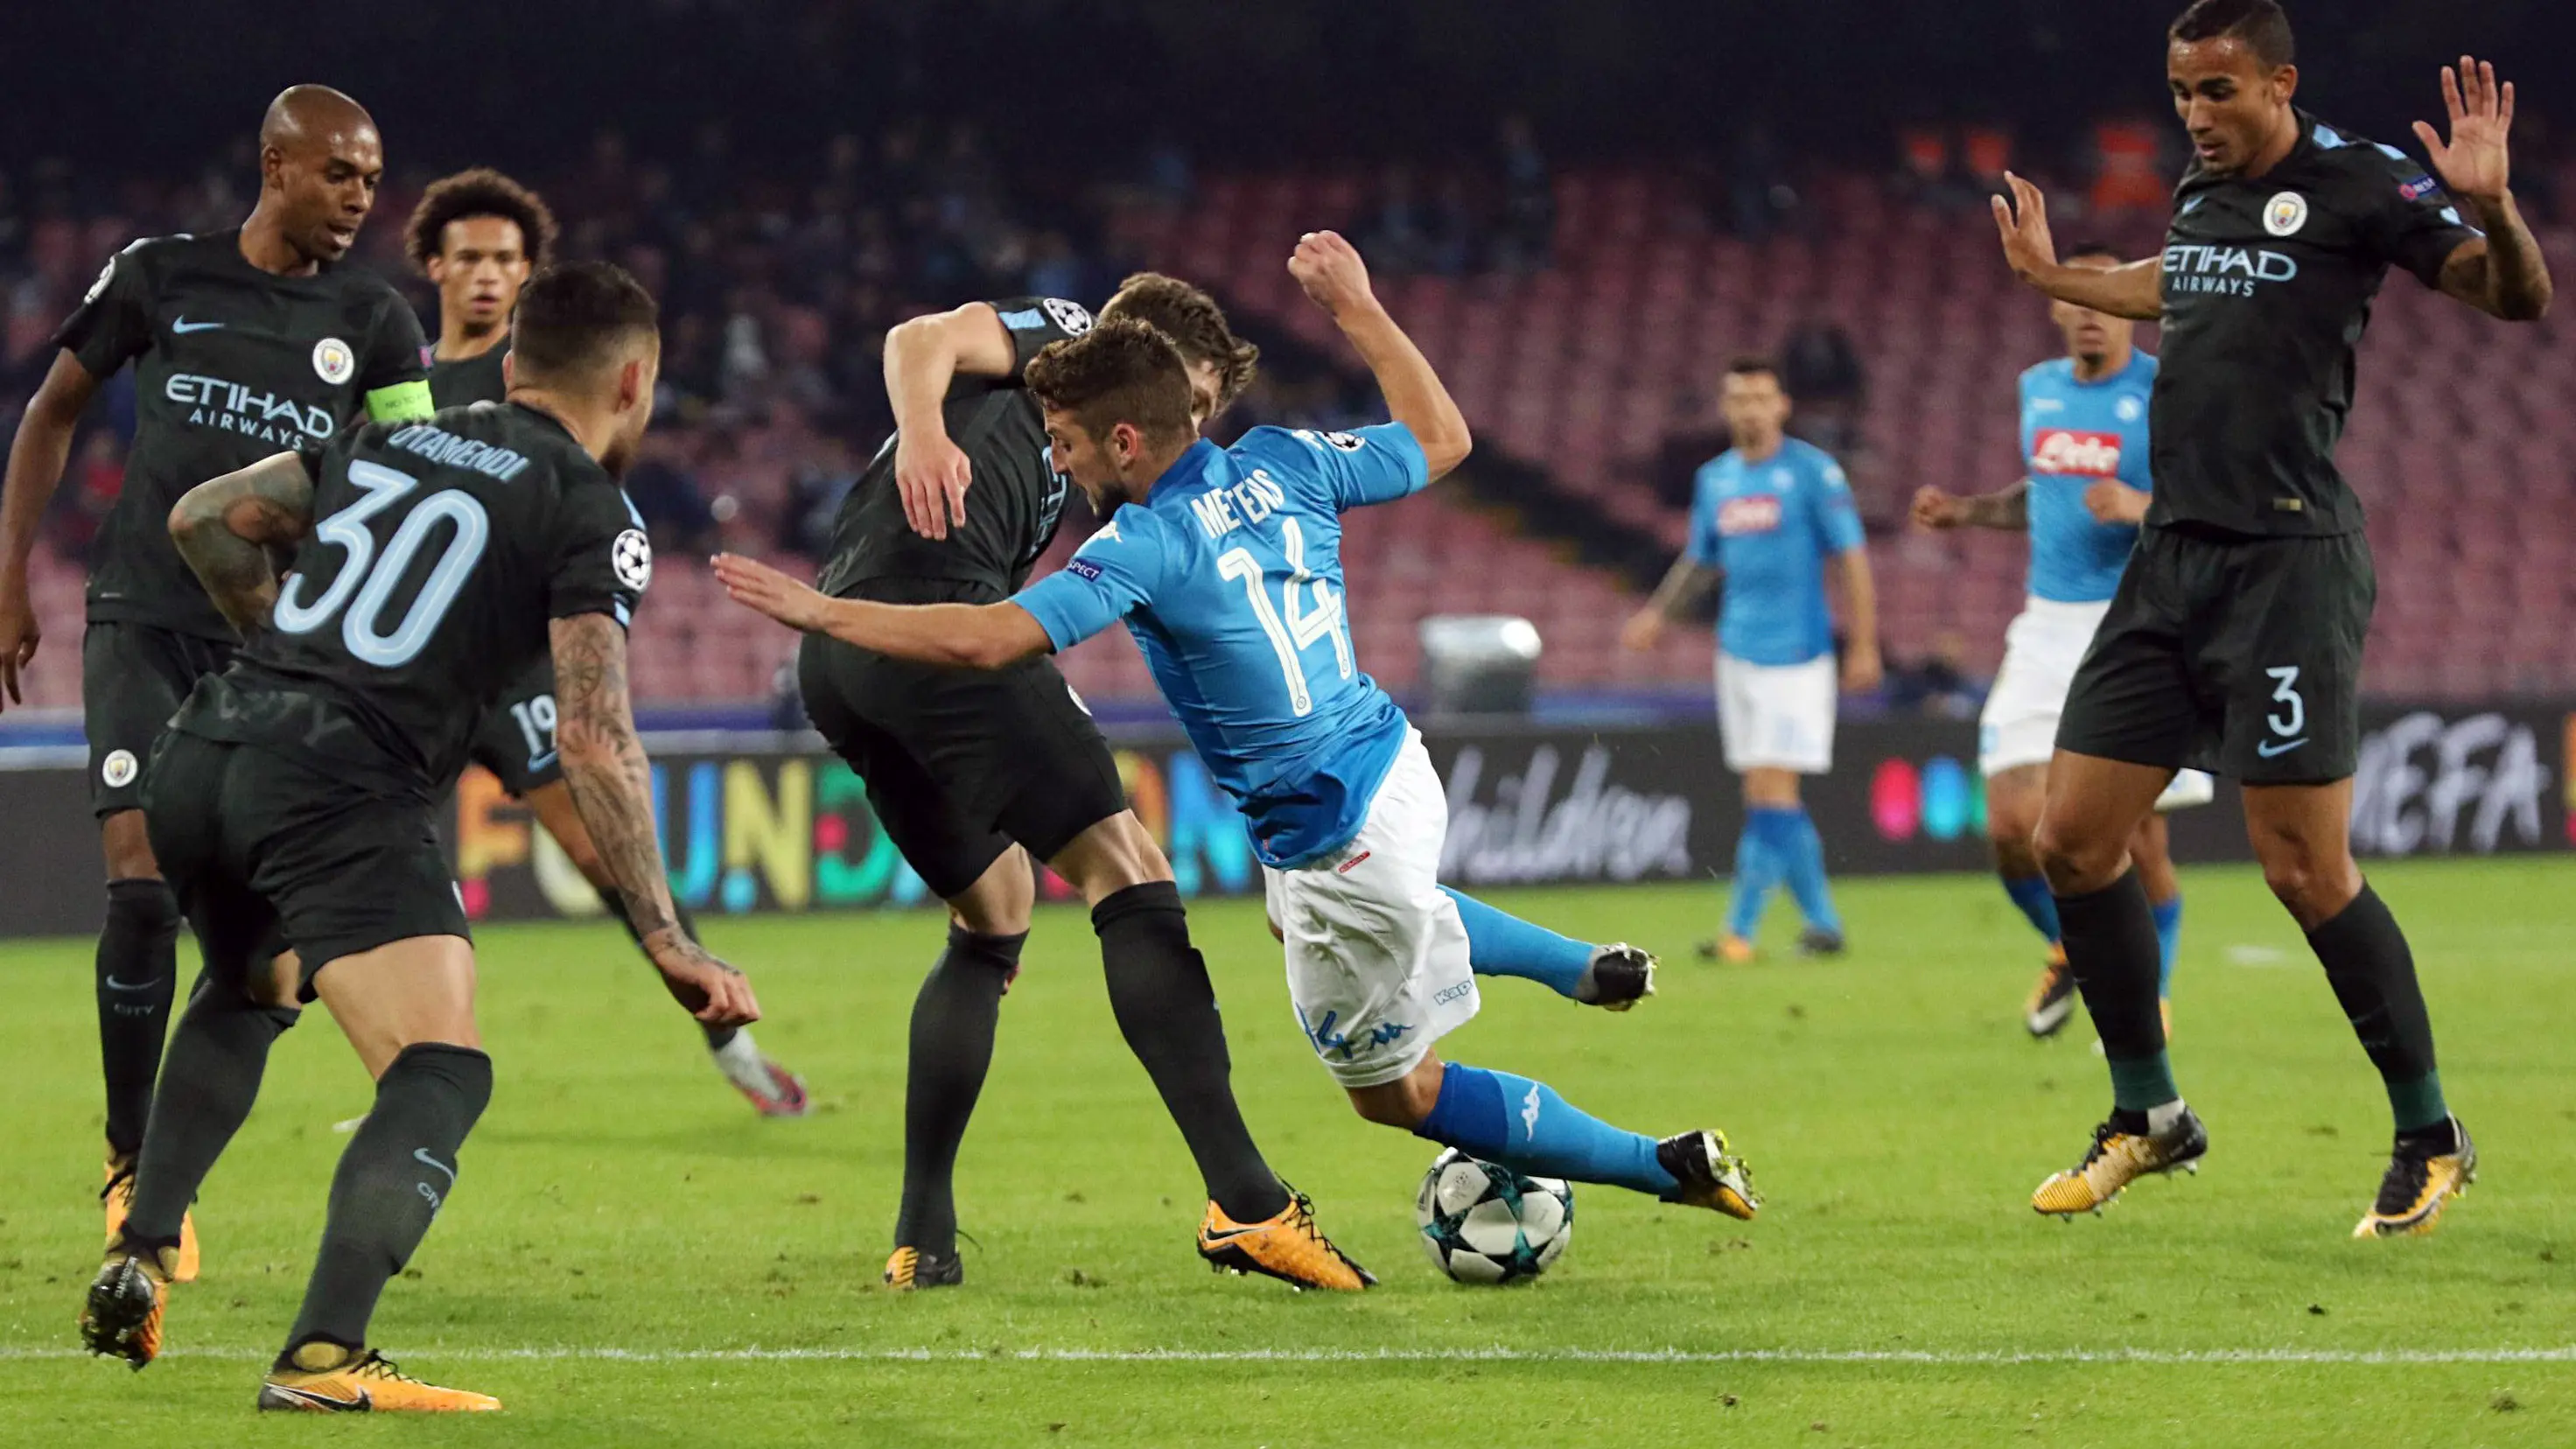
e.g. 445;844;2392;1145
1912;480;2032;532
711;552;1053;670
884;302;1020;540
550;611;758;1027
1288;231;1471;480
1992;176;2163;322
2416;58;2553;322
0;353;102;705
165;451;317;635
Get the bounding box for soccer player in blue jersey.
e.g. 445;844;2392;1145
715;233;1758;1220
1911;242;2206;1040
1622;360;1880;963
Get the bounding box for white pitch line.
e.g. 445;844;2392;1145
4;1346;2572;1366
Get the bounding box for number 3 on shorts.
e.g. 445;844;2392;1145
2264;664;2305;738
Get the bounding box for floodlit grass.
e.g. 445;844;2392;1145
3;862;2569;1446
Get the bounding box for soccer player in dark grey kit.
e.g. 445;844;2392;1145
0;85;435;1281
801;275;1368;1292
79;262;755;1410
408;167;808;1114
1992;0;2550;1236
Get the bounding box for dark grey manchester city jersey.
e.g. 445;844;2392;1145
2149;114;2480;537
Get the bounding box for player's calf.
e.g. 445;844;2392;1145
1374;1058;1759;1217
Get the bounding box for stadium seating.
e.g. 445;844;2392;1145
1111;168;2576;701
10;169;2566;710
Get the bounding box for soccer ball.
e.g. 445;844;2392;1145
1414;1149;1573;1284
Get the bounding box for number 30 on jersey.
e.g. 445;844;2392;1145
274;459;489;668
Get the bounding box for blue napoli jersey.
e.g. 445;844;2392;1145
2020;351;2158;603
1686;438;1865;666
1016;424;1427;868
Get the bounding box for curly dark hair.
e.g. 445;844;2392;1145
1100;272;1260;415
403;167;558;273
1023;318;1198;448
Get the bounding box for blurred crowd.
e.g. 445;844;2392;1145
0;117;1407;570
4;95;2562;578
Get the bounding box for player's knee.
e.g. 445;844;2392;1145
1348;1061;1443;1130
2256;848;2358;926
2032;816;2122;895
1987;802;2041;867
100;812;162;882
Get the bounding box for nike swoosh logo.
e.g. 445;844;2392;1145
1200;1224;1268;1245
414;1148;458;1186
2257;738;2309;759
172;317;225;333
102;976;159;991
269;1383;370;1411
525;750;557;773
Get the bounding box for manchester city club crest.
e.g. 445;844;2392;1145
2264;191;2310;237
312;336;355;384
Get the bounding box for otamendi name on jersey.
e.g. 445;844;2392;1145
385;423;535;482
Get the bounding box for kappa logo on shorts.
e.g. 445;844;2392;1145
1334;850;1372;874
101;749;139;789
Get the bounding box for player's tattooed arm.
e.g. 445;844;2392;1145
551;612;760;1027
1912;480;2029;532
1620;552;1719;651
710;552;1054;668
2419;58;2553;322
167;452;316;634
1992;175;2163;321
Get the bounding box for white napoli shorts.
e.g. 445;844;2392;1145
1716;652;1837;774
1261;730;1480;1090
1980;595;2212;811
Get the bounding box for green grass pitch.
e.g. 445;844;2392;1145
1;860;2570;1446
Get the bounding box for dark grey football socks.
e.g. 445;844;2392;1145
124;974;298;1245
282;1043;492;1358
97;878;182;1158
892;925;1023;1257
598;886;733;1050
1094;882;1289;1225
2054;871;2178;1112
2307;884;2448;1132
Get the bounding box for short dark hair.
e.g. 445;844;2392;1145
2170;0;2294;69
1023;318;1198;449
510;262;658;382
403;167;558;273
2065;239;2125;263
1726;355;1781;386
1100;273;1260;413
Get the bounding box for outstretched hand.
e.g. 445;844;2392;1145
712;552;832;632
1990;172;2060;285
2415;56;2514;206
